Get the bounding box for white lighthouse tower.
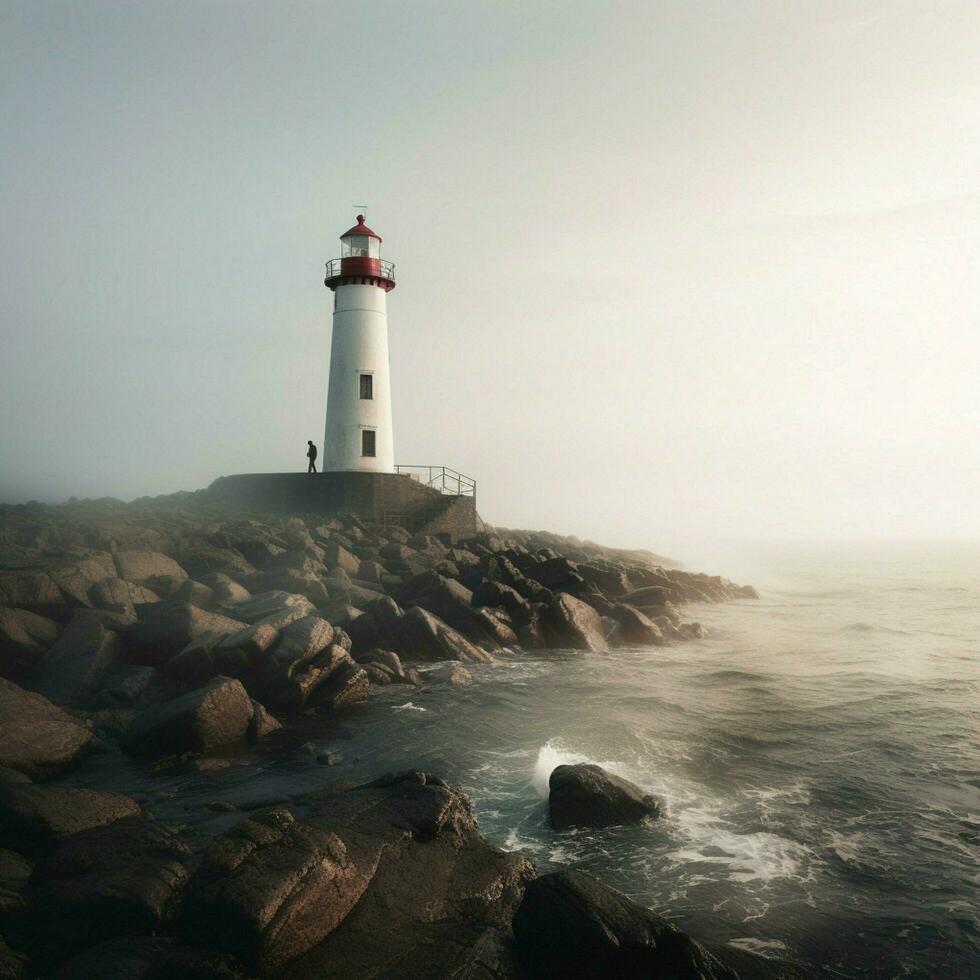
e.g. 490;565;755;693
322;215;396;473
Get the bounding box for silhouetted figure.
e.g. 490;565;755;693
307;440;318;473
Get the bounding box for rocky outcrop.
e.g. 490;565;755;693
548;763;661;830
0;679;94;778
180;808;379;973
512;870;737;979
53;937;246;980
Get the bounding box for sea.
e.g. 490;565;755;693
68;541;980;978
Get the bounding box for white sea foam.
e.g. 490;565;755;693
392;702;426;712
727;937;790;958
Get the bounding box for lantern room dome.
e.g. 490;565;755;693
340;214;382;241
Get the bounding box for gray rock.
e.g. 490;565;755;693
180;807;378;973
512;870;736;979
247;699;282;742
217;590;315;626
0;847;32;913
424;663;473;686
34;612;124;704
0;607;60;681
0;782;141;855
0;679;94;778
548;763;660;830
113;551;188;590
610;603;667;647
323;542;360;576
544;593;609;652
124;603;247;668
125;676;252;757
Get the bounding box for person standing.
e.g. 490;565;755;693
306;440;318;473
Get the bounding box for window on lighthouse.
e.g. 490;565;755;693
359;373;373;399
361;430;376;457
341;235;380;259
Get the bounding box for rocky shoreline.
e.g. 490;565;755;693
0;492;812;979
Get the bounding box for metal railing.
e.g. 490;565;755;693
395;465;476;497
324;258;396;281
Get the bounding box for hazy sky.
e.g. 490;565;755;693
2;1;978;554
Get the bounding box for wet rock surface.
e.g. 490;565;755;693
548;763;661;830
0;495;762;978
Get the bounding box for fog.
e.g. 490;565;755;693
2;1;978;555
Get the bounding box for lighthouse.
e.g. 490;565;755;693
322;215;396;473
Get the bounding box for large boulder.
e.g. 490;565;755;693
266;771;534;978
47;555;118;610
548;764;660;830
0;571;66;618
610;603;667;647
346;597;492;663
0;679;94;778
33;612;124;704
12;817;190;968
0;782;141;855
216;591;315;626
543;593;609;652
113;551;188;591
512;870;737;979
0;607;60;681
180;807;379;973
390;573;513;649
124;603;247;667
125;676;252;757
620;585;670;609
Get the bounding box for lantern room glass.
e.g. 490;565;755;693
341;235;380;259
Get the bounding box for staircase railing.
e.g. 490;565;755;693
395;465;476;497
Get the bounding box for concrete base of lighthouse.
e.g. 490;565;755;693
205;471;479;541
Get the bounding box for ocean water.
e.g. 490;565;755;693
66;541;980;977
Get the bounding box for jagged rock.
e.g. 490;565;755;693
13;817;190;968
33;612;124;704
0;783;141;856
0;607;60;681
548;764;660;830
391;572;511;649
247;699;282;742
46;555;117;609
124;603;247;667
544;593;609;652
180;807;379;973
352;648;405;678
86;577;139;617
0;571;66;618
678;621;707;640
217;591;315;626
94;665;162;706
125;676;253;757
576;562;631;597
323;542;360;576
610;603;667;647
113;551;188;590
173;579;216;609
355;559;385;584
199;573;251;607
0;679;94;778
52;937;246;980
424;663;473;686
620;585;670;608
280;771;534;979
512;870;737;979
308;656;369;712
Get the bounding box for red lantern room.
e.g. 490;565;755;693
324;214;396;292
